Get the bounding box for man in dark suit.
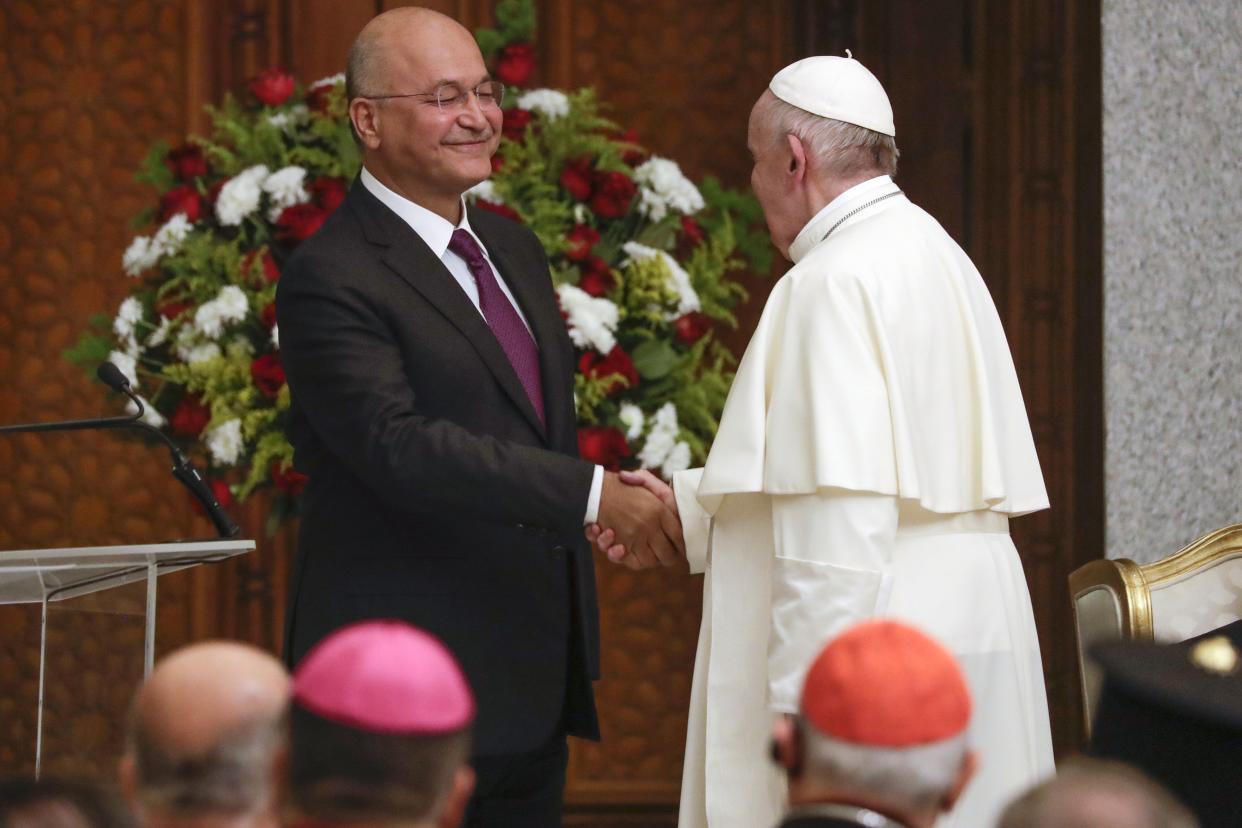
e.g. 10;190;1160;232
275;8;682;826
768;622;977;828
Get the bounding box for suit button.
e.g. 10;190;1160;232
552;545;567;555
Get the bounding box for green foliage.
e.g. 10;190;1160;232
475;0;537;58
699;176;774;273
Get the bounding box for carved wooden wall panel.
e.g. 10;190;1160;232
0;0;207;774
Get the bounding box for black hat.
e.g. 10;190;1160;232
1089;620;1242;828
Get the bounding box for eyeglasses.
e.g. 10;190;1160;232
363;80;505;111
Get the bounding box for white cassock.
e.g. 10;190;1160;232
672;175;1055;828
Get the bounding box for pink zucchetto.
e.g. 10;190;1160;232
292;619;475;735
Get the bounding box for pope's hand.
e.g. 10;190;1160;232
587;470;682;569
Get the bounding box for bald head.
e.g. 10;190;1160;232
346;7;477;101
122;642;289;824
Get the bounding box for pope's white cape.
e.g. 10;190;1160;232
673;176;1054;828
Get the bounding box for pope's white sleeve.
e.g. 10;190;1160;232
767;488;898;712
672;467;711;575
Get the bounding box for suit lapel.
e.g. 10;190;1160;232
472;212;574;449
349;184;548;441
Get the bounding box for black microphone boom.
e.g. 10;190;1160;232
0;361;241;538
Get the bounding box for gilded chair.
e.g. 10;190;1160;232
1069;523;1242;734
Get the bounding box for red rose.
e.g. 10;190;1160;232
677;216;706;251
306;80;336;114
579;256;615;296
502;107;533;141
156;297;191;320
578;346;638;396
169;394;211;439
250;67;295;107
614;128;647;166
165;143;208;181
491;153;506;173
276;203;328;244
271;461;309;496
560;157;594;201
311;177;347;213
241;249;280;284
476;200;523;223
250;353;286;398
158;185;203;222
260;302;277;330
494;43;536;87
589;170;637;219
577;425;631;471
565;224;600;261
674;311;713;345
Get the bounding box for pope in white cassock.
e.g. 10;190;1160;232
590;55;1055;827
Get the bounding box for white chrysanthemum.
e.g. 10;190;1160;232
572;203;590;224
153;213;193;257
618;403;645;441
634;157;705;221
175;324;223;364
465;179;500;203
122;235;159;277
516;89;570;120
108;350;139;390
263;165;309;220
622;242;701;317
205;418;244;466
663;441;692;475
310;72;345;89
270;323;280;350
215;164;269;226
556;283;619;354
125;395;166;428
266;104;309;131
193;285;250;339
113;297;144;352
147;316;172;347
638;402;681;471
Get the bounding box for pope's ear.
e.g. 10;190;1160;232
785;133;807;180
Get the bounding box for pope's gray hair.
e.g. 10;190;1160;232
762;93;899;179
800;720;967;813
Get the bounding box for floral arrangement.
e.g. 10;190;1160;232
68;0;769;529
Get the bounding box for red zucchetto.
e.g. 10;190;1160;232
800;620;971;747
292;620;475;735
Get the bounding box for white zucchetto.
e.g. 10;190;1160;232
769;54;896;137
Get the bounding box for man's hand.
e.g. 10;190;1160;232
592;471;684;570
589;470;683;570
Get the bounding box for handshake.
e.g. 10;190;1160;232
587;470;684;571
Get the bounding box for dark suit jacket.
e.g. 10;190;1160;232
276;180;599;755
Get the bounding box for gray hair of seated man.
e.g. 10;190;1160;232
800;719;969;814
998;757;1199;828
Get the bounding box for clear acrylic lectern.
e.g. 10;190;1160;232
0;539;253;776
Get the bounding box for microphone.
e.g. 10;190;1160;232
0;361;241;538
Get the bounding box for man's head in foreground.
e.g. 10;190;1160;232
771;620;977;828
119;642;290;828
747;54;900;258
999;758;1198;828
288;620;476;828
346;7;502;220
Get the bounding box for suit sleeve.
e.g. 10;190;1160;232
278;255;595;533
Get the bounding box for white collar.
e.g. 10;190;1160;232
787;175;903;264
359;167;485;259
784;802;908;827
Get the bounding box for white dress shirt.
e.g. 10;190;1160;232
360;168;604;524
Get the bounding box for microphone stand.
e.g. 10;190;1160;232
0;368;240;539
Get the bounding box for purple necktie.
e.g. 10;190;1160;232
448;229;545;426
